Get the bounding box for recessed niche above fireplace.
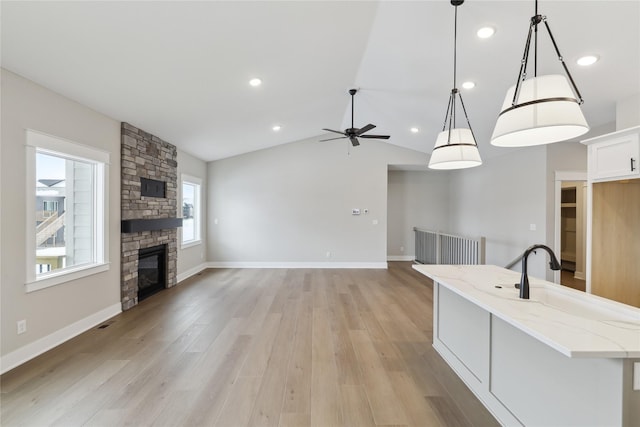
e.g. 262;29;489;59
140;177;166;198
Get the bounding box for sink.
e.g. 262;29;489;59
489;282;634;322
528;286;610;319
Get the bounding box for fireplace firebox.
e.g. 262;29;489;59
138;244;167;301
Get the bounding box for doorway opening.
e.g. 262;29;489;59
554;172;587;291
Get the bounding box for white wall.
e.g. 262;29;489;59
616;93;640;130
0;69;121;369
176;149;208;281
207;138;427;266
387;169;451;259
448;147;549;279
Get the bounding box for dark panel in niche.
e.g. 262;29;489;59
140;177;166;198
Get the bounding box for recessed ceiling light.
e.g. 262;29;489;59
477;26;495;39
249;78;262;87
576;55;599;66
410;127;420;133
462;81;475;89
272;125;281;131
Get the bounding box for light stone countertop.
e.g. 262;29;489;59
413;264;640;358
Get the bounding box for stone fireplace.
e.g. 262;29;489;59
120;123;180;310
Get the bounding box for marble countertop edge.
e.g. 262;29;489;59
413;264;640;359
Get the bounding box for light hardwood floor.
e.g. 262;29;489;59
560;269;586;292
1;262;499;427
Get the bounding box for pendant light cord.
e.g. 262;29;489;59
534;0;538;77
453;5;458;89
449;4;459;135
440;0;477;146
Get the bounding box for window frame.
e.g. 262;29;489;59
180;174;202;249
25;130;110;292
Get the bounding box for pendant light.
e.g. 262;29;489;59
429;0;482;170
491;0;589;147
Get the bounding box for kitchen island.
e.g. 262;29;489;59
413;264;640;427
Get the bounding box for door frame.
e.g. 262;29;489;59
553;171;587;285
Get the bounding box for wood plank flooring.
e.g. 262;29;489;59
0;262;499;427
560;270;586;292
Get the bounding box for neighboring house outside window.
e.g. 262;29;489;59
181;175;201;248
26;130;109;292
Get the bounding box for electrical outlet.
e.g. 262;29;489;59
17;320;27;335
326;251;331;258
400;246;404;252
352;208;360;215
634;362;640;391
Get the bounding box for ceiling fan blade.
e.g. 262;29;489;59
350;136;360;147
359;134;390;140
322;128;346;135
355;123;376;135
319;136;347;142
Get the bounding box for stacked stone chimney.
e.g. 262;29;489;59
120;122;178;310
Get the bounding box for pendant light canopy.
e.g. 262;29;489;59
490;0;589;147
428;0;482;170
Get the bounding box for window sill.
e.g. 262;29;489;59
26;262;110;293
181;240;202;250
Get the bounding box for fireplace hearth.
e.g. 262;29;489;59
138;244;167;301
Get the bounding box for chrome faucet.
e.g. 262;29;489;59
518;244;561;299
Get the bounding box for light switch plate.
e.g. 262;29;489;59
634;362;640;391
17;320;27;335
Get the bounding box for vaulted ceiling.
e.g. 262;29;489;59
2;1;639;162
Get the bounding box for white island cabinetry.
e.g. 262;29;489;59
414;264;640;427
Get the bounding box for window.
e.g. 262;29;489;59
26;130;109;292
181;175;201;247
43;200;59;217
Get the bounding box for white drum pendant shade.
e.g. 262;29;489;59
491;74;589;147
428;128;482;170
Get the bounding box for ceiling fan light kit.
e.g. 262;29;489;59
490;0;589;147
428;0;482;170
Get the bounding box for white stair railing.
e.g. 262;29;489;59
413;227;485;265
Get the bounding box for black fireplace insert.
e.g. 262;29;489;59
138;244;167;301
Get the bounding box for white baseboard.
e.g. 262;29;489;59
177;262;208;283
387;255;415;261
207;261;388;269
0;303;122;375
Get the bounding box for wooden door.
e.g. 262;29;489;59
591;179;640;307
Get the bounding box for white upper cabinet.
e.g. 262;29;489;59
582;126;640;182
